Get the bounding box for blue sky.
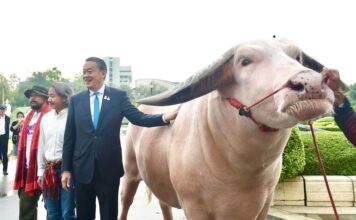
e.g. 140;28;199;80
1;0;355;85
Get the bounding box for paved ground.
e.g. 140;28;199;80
2;133;356;220
0;159;187;220
3;159;356;220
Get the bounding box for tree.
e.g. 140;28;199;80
10;67;70;108
0;73;10;104
72;73;86;93
119;84;135;101
28;67;69;88
8;74;20;91
11;80;32;108
346;83;356;105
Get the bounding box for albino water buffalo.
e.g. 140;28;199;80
119;39;335;220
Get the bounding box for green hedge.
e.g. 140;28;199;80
314;126;340;132
314;116;334;123
280;127;305;181
300;131;356;175
313;116;341;132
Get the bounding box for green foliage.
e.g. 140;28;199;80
0;73;11;104
10;106;31;121
280;127;305;181
315;126;340;131
28;67;69;88
314;116;334;123
9;68;70;108
312;116;340;132
10;81;32;107
345;83;356;105
72;73;86;93
119;84;135;101
300;131;356;175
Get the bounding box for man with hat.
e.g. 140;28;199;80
14;85;51;220
0;103;10;176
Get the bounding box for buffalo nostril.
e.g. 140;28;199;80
286;81;305;92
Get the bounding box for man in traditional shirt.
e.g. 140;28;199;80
14;85;51;220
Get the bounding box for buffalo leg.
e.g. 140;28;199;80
119;133;142;220
159;201;173;220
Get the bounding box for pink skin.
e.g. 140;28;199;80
48;87;66;113
119;39;335;220
83;61;106;91
0;109;5;117
29;92;48;112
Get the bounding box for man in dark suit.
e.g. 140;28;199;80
61;57;178;220
0;104;10;175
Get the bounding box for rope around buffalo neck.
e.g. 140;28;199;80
227;86;287;132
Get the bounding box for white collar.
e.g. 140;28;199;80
53;108;68;116
89;84;106;96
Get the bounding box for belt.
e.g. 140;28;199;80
45;160;62;169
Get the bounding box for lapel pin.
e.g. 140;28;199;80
104;96;110;101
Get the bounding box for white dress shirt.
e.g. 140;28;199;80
0;115;5;135
89;84;105;123
37;108;68;177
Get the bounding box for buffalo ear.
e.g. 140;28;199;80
137;48;236;106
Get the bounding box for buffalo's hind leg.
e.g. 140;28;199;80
118;133;142;220
159;200;173;220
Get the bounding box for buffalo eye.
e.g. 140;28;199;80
241;58;251;66
296;55;301;63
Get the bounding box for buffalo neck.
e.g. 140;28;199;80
196;91;292;182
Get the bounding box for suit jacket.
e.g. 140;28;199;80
62;86;167;184
334;97;356;146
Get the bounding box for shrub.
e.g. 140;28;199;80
312;116;341;132
314;116;334;123
121;119;129;125
300;131;356;175
313;126;340;132
280;127;305;181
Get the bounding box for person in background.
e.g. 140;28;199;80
0;104;10;175
37;82;76;220
11;111;25;157
322;68;356;146
14;85;51;220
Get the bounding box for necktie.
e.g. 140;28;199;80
93;92;100;129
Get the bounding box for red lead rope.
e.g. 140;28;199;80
308;122;340;220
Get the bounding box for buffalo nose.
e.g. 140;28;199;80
285;70;322;94
286;80;304;92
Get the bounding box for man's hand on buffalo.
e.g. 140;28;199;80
163;106;181;123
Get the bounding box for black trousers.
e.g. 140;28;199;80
75;163;120;220
0;135;8;172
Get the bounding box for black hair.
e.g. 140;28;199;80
85;57;107;71
17;111;24;117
